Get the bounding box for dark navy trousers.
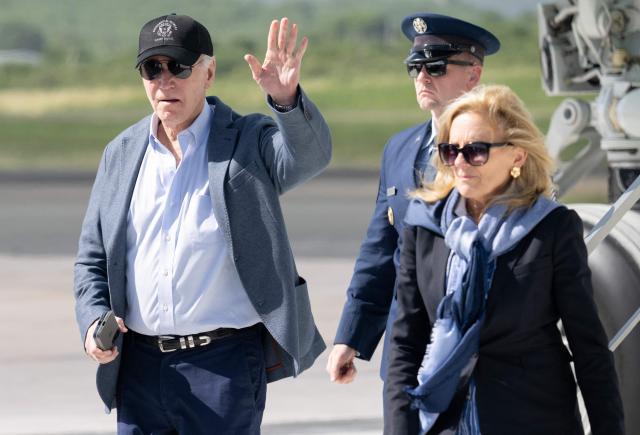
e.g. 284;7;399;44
116;325;267;435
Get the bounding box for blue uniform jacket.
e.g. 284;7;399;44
334;120;434;379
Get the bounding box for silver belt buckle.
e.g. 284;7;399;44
158;335;177;353
198;335;212;347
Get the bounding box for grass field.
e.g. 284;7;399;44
0;61;567;171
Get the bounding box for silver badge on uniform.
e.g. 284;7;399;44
386;186;397;197
413;18;428;34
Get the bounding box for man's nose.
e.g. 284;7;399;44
157;65;176;86
416;65;432;82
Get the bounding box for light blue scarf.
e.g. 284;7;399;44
403;189;561;434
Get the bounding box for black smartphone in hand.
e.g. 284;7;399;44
93;310;120;351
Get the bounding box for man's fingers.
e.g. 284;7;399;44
89;345;119;364
285;23;298;56
277;17;288;51
295;36;309;61
244;54;262;79
84;319;99;353
328;363;342;382
267;19;279;52
333;362;357;384
327;353;340;380
326;354;333;372
88;347;110;361
115;316;128;333
327;351;357;383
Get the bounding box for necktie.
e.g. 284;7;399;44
414;135;436;186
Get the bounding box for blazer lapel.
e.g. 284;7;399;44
108;122;149;251
420;229;450;321
388;121;431;228
105;119;149;315
205;98;238;250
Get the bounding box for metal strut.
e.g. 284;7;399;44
582;173;640;351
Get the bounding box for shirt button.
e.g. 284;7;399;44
165;234;171;242
162;304;168;312
163;269;169;277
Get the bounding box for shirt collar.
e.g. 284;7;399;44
429;120;438;146
148;100;212;156
454;194;468;217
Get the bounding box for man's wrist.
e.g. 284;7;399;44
272;101;297;112
335;342;361;357
270;88;300;112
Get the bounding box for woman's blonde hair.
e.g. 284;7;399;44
415;84;555;211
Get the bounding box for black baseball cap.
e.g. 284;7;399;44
136;13;213;67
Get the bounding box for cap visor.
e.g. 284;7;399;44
135;46;200;67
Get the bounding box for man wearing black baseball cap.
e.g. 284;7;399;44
327;12;499;432
75;13;331;434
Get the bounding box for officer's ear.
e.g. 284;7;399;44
467;63;482;89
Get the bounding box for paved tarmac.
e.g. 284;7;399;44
0;170;386;434
0;168;380;258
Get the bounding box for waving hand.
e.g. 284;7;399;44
244;17;308;105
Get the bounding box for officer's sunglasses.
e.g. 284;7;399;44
438;141;512;166
406;59;475;78
138;58;205;80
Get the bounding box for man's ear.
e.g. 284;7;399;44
205;57;216;88
467;64;482;90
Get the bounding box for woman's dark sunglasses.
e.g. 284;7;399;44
406;59;475;78
437;142;512;166
138;58;203;80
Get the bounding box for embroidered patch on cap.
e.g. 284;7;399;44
413;17;428;34
153;19;177;42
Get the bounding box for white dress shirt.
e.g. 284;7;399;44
125;101;261;336
429;120;438;147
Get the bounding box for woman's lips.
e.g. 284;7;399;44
456;173;475;180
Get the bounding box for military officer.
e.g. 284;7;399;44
327;12;500;390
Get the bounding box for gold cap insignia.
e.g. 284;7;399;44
413;17;428;34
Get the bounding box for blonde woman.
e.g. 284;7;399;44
384;85;624;435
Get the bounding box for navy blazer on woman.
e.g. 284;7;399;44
385;206;624;435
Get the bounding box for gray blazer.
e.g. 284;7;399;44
74;89;332;410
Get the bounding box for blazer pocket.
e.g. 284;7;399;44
512;256;552;278
228;161;259;190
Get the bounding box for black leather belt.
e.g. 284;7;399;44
131;327;245;353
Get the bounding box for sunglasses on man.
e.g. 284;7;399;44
138;58;206;80
406;58;475;78
437;141;512;166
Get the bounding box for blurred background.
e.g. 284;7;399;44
0;0;599;180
